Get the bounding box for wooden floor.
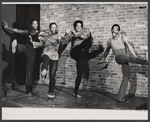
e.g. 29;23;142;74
2;84;147;110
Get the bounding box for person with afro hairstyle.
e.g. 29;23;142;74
58;20;104;98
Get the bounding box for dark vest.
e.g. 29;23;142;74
26;31;40;47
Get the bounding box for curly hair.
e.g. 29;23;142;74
111;24;120;32
49;22;58;29
73;20;83;29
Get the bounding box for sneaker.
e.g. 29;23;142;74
12;39;17;53
26;93;32;96
47;93;55;99
73;93;82;98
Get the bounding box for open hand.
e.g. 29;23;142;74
33;42;38;49
38;36;44;41
65;28;71;34
2;21;8;28
29;35;33;43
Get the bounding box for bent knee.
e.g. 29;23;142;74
123;77;129;81
115;54;129;64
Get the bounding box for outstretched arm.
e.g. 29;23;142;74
103;46;111;60
3;21;28;34
33;41;44;49
100;46;111;63
100;38;111;62
58;28;75;46
122;34;137;57
39;29;49;37
29;35;45;49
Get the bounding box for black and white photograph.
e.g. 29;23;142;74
1;1;148;120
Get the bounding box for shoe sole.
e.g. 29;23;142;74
12;40;17;53
47;94;55;99
116;99;128;103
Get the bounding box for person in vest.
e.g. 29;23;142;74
98;24;148;103
3;19;43;95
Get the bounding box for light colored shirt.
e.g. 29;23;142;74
107;33;127;56
42;34;61;60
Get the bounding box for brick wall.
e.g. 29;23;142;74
40;3;148;97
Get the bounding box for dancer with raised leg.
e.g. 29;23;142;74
39;22;73;99
58;20;104;98
98;24;148;103
3;19;43;95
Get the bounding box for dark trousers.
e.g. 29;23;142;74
2;61;8;72
41;55;58;93
17;44;36;93
70;40;104;95
58;43;67;58
115;54;148;101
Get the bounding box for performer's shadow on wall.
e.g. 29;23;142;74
94;53;118;101
56;43;105;96
94;56;148;101
128;64;148;97
127;41;148;97
99;42;148;100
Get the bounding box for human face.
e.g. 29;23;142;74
112;26;119;38
75;23;82;32
50;24;57;34
31;21;38;30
